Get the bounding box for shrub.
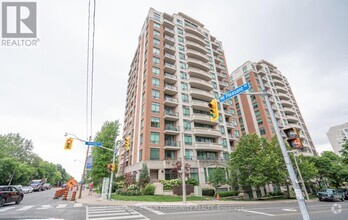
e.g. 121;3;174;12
138;164;150;189
127;184;139;191
143;184;156;195
117;188;141;196
186;178;199;186
217;191;239;197
267;191;284;197
160;179;182;190
202;188;215;196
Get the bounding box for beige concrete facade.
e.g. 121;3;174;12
327;122;348;155
231;60;317;156
117;8;240;186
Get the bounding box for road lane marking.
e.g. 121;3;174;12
56;204;68;208
0;206;16;212
87;206;149;220
142;206;165;215
88;216;147;220
88;212;141;217
17;205;34;211
37;205;53;209
241;209;275;216
283;208;297;212
74;203;83;207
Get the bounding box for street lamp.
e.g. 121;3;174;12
181;120;193;205
288;150;310;201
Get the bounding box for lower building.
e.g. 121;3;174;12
327;122;348;155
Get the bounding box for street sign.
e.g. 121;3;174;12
219;83;250;103
85;141;102;146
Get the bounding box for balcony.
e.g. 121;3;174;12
184;25;205;39
164;53;176;63
280;99;292;107
275;85;287;93
187;58;210;72
215;64;225;72
228;134;238;141
164;44;175;54
218;80;229;89
186;40;207;54
164;63;176;74
186;49;208;63
163;19;175;29
164;73;177;84
188;67;211;81
164;97;178;107
279;93;291;100
192;114;219;125
164;84;178;95
225;122;236;129
211;41;219;49
185;33;206;46
164;27;175;37
273;78;285;86
191;100;210;112
222;100;233;107
283;107;296;115
164;111;179;121
224;110;234;117
164;125;180;135
190;88;214;101
195;142;222;152
286;115;299;123
164;141;180;150
287;123;302;130
189;77;213;91
213;49;221;56
193;127;221;137
164;35;175;45
271;72;283;80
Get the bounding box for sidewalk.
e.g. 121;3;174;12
76;190;317;206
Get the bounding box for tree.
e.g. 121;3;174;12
339;139;348;164
138;164;150;189
209;167;227;190
90;120;120;186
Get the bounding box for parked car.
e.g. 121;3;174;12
12;185;23;192
0;186;24;207
317;188;344;202
43;183;51;190
338;189;348;200
22;186;33;194
30;179;46;192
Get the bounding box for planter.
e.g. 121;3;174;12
163;190;173;196
173;184;194;196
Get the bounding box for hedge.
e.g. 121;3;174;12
216;191;239;197
202;188;215;196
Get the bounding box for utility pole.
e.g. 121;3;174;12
291;151;310;201
257;74;311;220
78;136;91;199
181;131;186;204
108;139;120;200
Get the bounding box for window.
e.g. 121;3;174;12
255;110;261;117
153;38;160;46
183;120;191;130
150;132;160;144
179;53;185;60
152;89;159;99
152;66;160;76
154;22;160;29
165;169;178;180
222;138;227;148
232;118;237;126
153;47;160;55
190;168;199;182
259;128;266;135
180;71;187;80
177;28;183;35
214;92;219;99
153;57;160;65
176;19;183;26
154;13;160;21
150;148;160;160
253;102;258;109
178;44;185;51
182;93;189;103
178;36;184;43
234;130;240;137
210;64;214;71
152;78;160;87
184;135;192;145
211;82;217;89
185;149;193;160
220;126;225;134
140;134;143;144
151;102;160;113
210;73;216;79
182;105;190;116
153;30;160;38
180;62;186;69
141;119;144;129
181;82;188;91
257;118;263;126
139;149;143;161
151;117;160;128
141;105;144;116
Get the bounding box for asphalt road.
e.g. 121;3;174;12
1;189;346;220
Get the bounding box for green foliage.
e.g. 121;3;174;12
339;140;348;164
124;173;136;187
186;178;199;186
266;191;284;197
138;164;150;188
117;188;142;196
90;120;120;186
160;179;182;190
209;168;227;188
202;188;215;196
143;184;156;195
127;184;139;191
217;191;239;197
0;133;72;186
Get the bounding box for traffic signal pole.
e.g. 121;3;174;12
256;74;311;220
108;139;120;200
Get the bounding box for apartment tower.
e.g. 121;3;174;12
327;122;348;155
231;60;316;155
118;8;240;186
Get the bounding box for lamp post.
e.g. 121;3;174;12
180;120;193;205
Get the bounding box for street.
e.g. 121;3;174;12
1;188;347;220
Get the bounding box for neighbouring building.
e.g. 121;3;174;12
117;8;240;187
327;122;348;155
231;60;317;156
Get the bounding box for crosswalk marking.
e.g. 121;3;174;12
74;203;83;207
87;206;149;220
56;204;68;208
0;206;16;212
17;206;34;211
37;205;53;209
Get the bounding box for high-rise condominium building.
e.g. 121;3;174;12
231;60;316;156
327;122;348;155
118;8;240;186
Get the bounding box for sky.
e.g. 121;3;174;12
1;0;347;181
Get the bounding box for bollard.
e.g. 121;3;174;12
53;190;60;199
62;188;69;200
216;194;220;201
70;191;77;201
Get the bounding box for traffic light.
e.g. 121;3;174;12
124;136;130;150
208;99;219;122
107;164;112;172
283;127;303;149
111;164;115;172
64;138;73;150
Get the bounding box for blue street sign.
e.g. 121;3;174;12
219;83;250;103
86;156;92;170
85;141;102;146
